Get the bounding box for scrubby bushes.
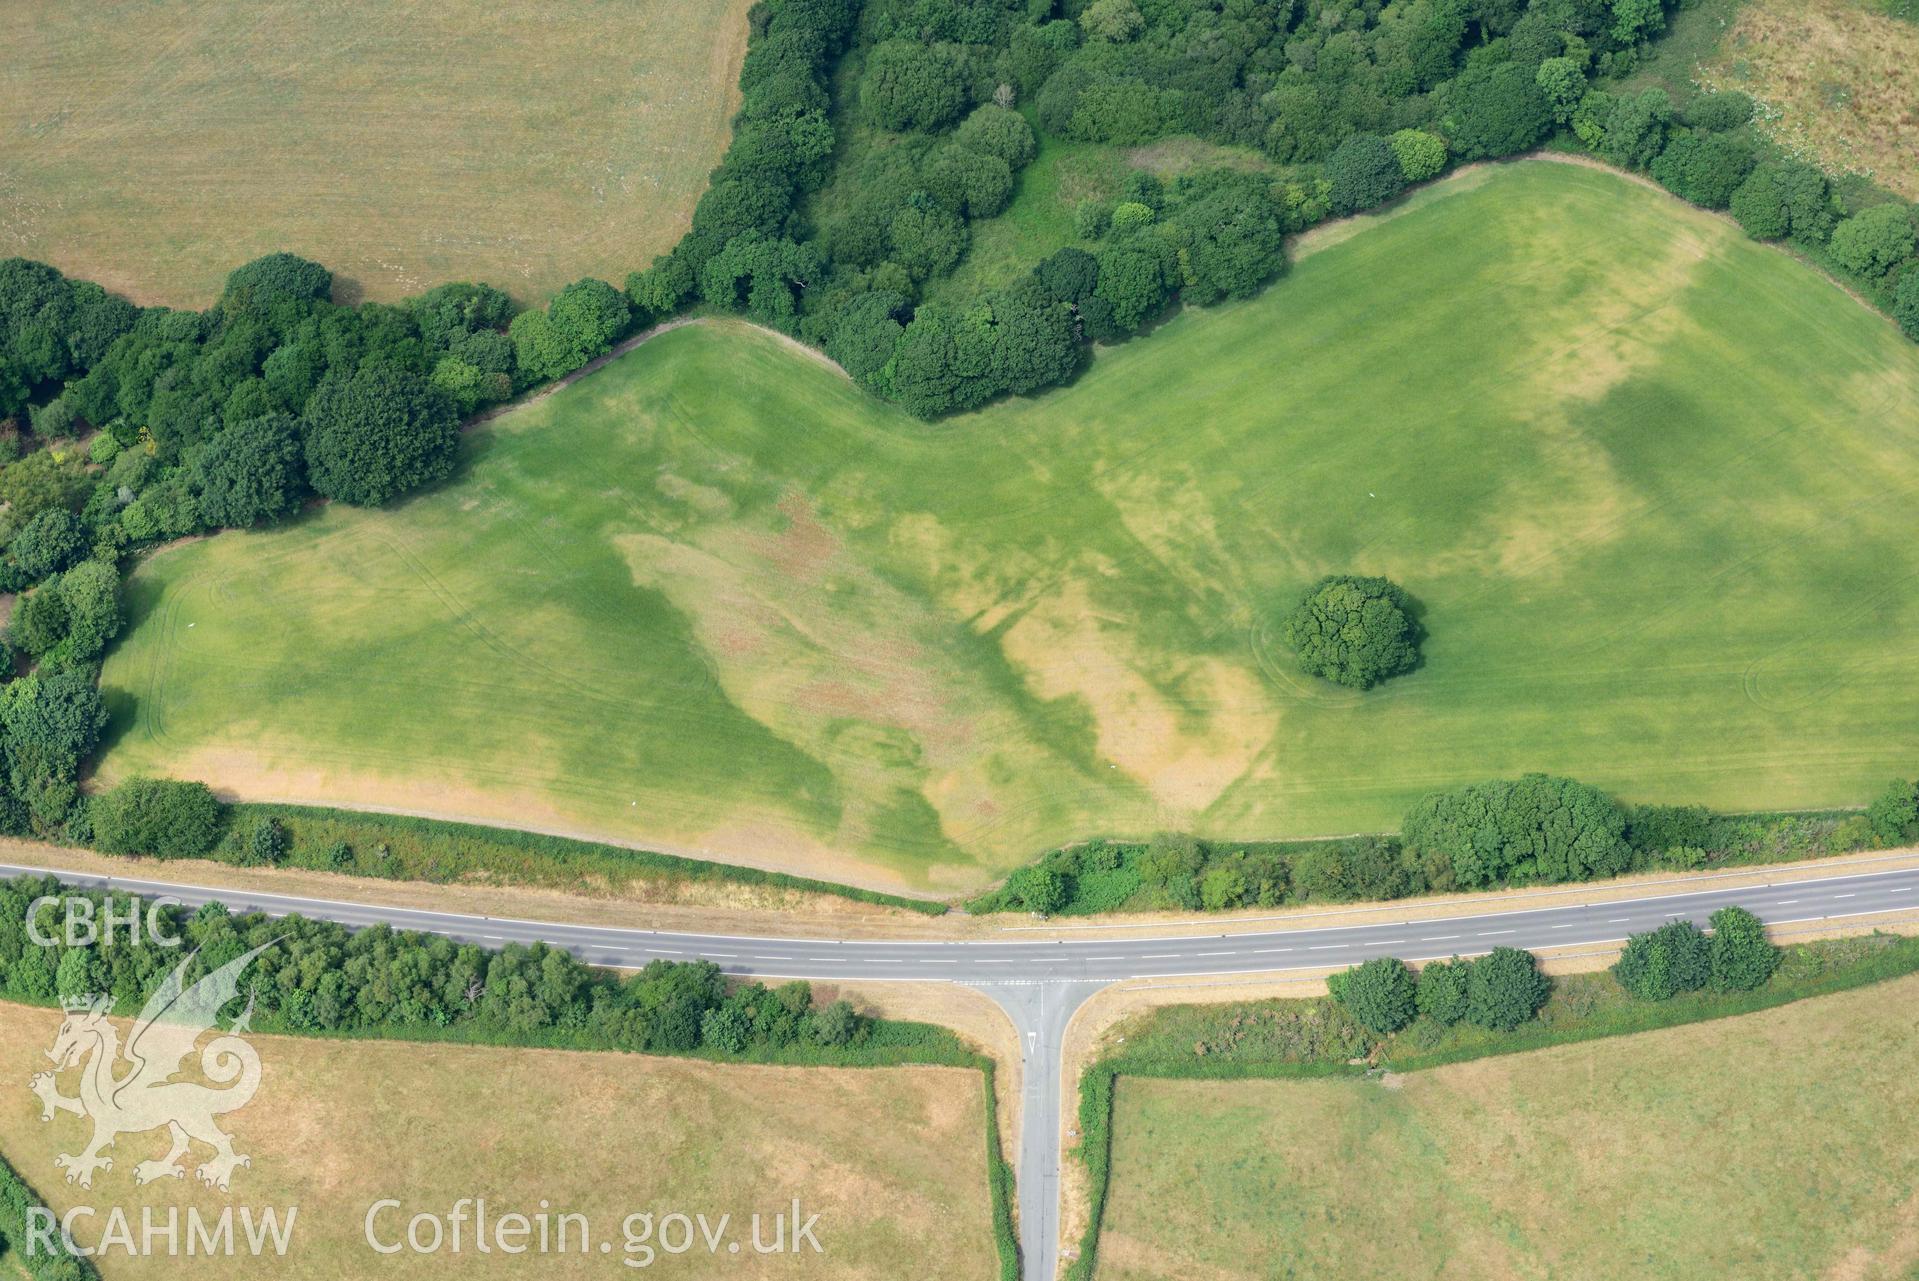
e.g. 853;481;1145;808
1707;905;1781;991
0;872;876;1062
1415;956;1471;1025
1729;161;1838;243
1334;949;1549;1035
0;670;105;835
1613;919;1711;1000
859;39;971;132
508;277;632;381
89;777;225;860
10;560;120;666
1280;575;1421;690
302;362;459;507
1829;204;1918;280
981;767;1915;918
0;259;136;420
1465;946;1553;1030
1444;62;1554;160
1867;778;1919;845
1327;957;1417;1034
191;412;305;527
1613;907;1779;999
1324;134;1406;216
1402;774;1631;887
0;1148;95;1281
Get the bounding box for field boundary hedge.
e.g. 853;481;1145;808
973;778;1914;918
221;801;947;914
0;1146;96;1281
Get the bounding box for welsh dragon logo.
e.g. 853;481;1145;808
28;942;275;1192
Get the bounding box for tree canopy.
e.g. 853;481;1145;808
1280;575;1420;689
302;363;459;507
1327;956;1417;1034
1402;774;1632;888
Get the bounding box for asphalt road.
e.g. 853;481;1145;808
6;859;1915;1280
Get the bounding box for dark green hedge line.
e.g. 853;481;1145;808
226;801;947;914
0;872;907;1059
0;1147;96;1281
1062;931;1919;1280
69;785;946;914
980;1062;1020;1281
974;773;1919;916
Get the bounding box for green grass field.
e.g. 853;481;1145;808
1096;971;1919;1279
99;161;1919;893
0;0;751;305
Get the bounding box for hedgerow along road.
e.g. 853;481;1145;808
6;858;1914;1281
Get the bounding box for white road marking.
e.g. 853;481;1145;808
1477;930;1515;936
1421;935;1460;941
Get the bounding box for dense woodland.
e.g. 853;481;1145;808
0;0;1913;875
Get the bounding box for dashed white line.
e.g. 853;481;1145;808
1252;948;1293;954
1142;953;1179;960
1196;951;1234;957
1421;935;1460;941
1308;944;1343;951
1477;930;1515;937
1833;893;1857;899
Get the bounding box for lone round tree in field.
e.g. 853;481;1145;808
1280;575;1421;689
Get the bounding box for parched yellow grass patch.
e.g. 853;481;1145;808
1703;0;1919;198
1099;974;1919;1280
0;1002;998;1279
0;0;752;306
